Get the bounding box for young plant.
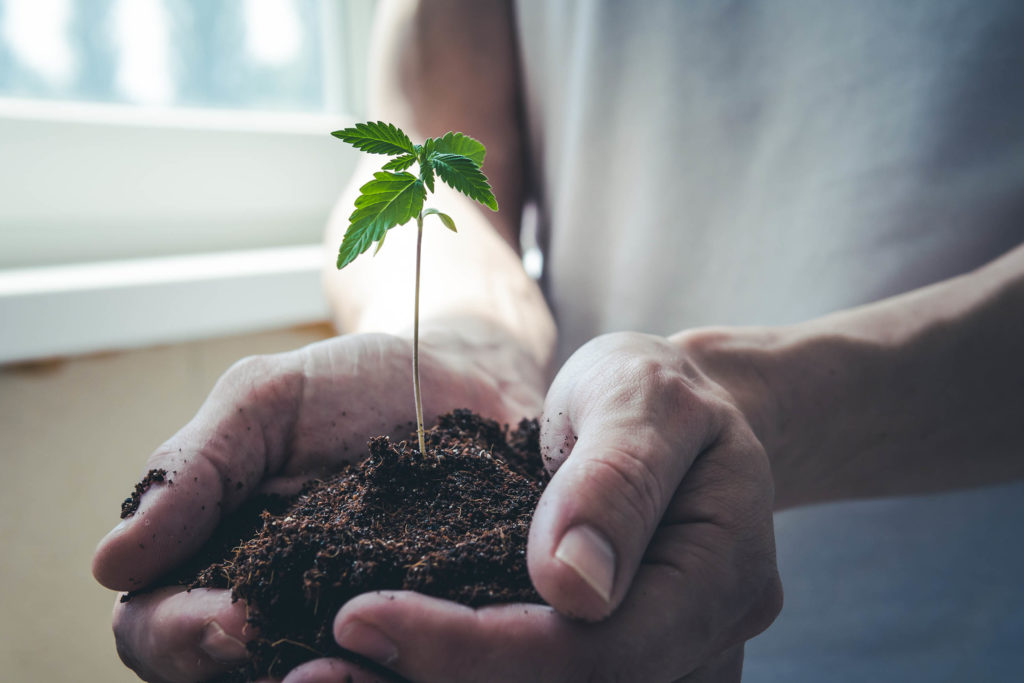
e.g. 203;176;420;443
331;121;498;454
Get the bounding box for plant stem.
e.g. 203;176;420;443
412;211;426;454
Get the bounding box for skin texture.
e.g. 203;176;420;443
93;1;1024;681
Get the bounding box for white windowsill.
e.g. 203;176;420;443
0;97;346;134
0;245;331;364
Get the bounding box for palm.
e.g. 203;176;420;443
94;331;542;683
94;332;540;592
259;333;540;486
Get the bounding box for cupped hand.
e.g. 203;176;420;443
317;331;782;683
93;330;542;683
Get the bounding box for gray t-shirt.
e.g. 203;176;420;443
515;1;1024;679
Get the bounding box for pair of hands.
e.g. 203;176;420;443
93;330;782;683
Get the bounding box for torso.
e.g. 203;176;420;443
512;4;1024;676
515;0;1024;362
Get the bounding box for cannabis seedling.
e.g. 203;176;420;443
331;121;498;455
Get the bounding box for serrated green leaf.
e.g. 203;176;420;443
332;121;415;156
423;208;457;232
373;228;387;255
382;154;416;171
429;153;498;211
427;131;487;165
337;171;425;269
420;154;436;193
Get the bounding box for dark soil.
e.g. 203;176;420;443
122;409;548;681
121;468;169;518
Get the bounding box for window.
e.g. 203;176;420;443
0;0;376;362
0;0;336;112
0;0;375;267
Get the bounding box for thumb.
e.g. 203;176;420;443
92;352;305;590
528;333;719;621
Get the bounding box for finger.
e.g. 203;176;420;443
94;352;308;590
112;587;252;683
333;560;759;683
531;336;722;619
333;592;570;683
282;657;394;683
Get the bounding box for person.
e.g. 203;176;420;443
93;1;1024;681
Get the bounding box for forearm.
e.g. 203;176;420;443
675;242;1024;509
324;178;555;389
323;0;555;386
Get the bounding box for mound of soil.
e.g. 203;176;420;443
125;409;549;681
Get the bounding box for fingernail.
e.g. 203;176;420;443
554;524;616;604
200;621;249;664
336;620;398;667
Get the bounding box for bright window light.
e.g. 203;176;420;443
245;0;303;67
0;0;329;112
1;0;75;87
113;0;174;106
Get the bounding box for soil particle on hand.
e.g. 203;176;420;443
120;468;170;519
129;410;548;681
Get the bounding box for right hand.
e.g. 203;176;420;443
307;331;779;683
92;330;542;683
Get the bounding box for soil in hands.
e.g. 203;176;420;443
122;409;549;681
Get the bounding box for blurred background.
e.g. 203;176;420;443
0;1;374;680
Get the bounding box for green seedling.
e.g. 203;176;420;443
331;121;498;455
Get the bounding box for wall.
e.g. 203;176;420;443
0;324;332;682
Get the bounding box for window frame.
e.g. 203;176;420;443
0;0;376;363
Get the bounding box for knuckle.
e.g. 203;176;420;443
216;353;293;408
638;362;701;416
617;354;665;386
224;353;279;385
599;347;702;415
221;352;304;404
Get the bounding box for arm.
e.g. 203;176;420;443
324;0;554;389
682;241;1024;509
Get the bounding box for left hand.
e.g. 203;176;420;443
292;331;782;682
92;330;543;683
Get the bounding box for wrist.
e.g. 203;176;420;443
418;315;551;398
669;326;796;506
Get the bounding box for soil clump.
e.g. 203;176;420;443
123;409;548;681
120;468;169;518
